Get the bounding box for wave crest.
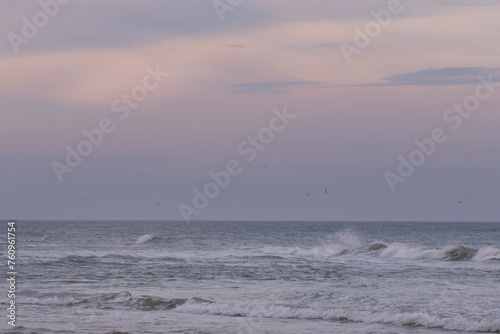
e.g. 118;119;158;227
367;242;388;251
101;291;187;310
444;245;477;261
136;234;156;244
378;244;499;262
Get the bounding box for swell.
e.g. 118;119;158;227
19;291;188;311
40;254;186;266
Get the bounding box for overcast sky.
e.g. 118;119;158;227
1;0;499;221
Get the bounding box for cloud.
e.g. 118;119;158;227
315;43;342;48
345;67;500;87
384;67;500;85
7;0;494;56
227;80;324;94
0;0;272;56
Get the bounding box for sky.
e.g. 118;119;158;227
1;0;499;221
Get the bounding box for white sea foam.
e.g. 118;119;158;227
136;234;155;244
174;301;500;332
258;244;346;258
378;243;446;260
334;231;364;250
251;230;499;262
253;238;498;262
256;231;364;258
472;246;500;261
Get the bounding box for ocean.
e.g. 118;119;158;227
2;221;499;334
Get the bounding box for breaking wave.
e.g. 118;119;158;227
105;291;187;311
473;246;500;261
254;231;365;258
174;301;500;332
250;233;499;262
19;291;500;332
367;241;388;251
377;244;500;262
136;234;156;244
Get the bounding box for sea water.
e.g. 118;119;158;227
2;221;499;333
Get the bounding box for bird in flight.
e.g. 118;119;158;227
306;192;310;197
324;188;328;194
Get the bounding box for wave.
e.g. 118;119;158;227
136;234;156;244
253;231;364;258
17;291;500;332
473;246;500;261
38;253;190;266
367;241;388;251
18;291;188;311
47;254;140;265
257;244;348;258
377;244;500;262
254;242;487;262
32;230;500;264
247;232;499;262
19;296;84;306
31;246;500;265
98;291;188;311
174;301;500;332
124;294;187;311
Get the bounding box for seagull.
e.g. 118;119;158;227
458;201;461;204
324;188;328;194
156;202;160;205
263;164;270;168
306;192;310;197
